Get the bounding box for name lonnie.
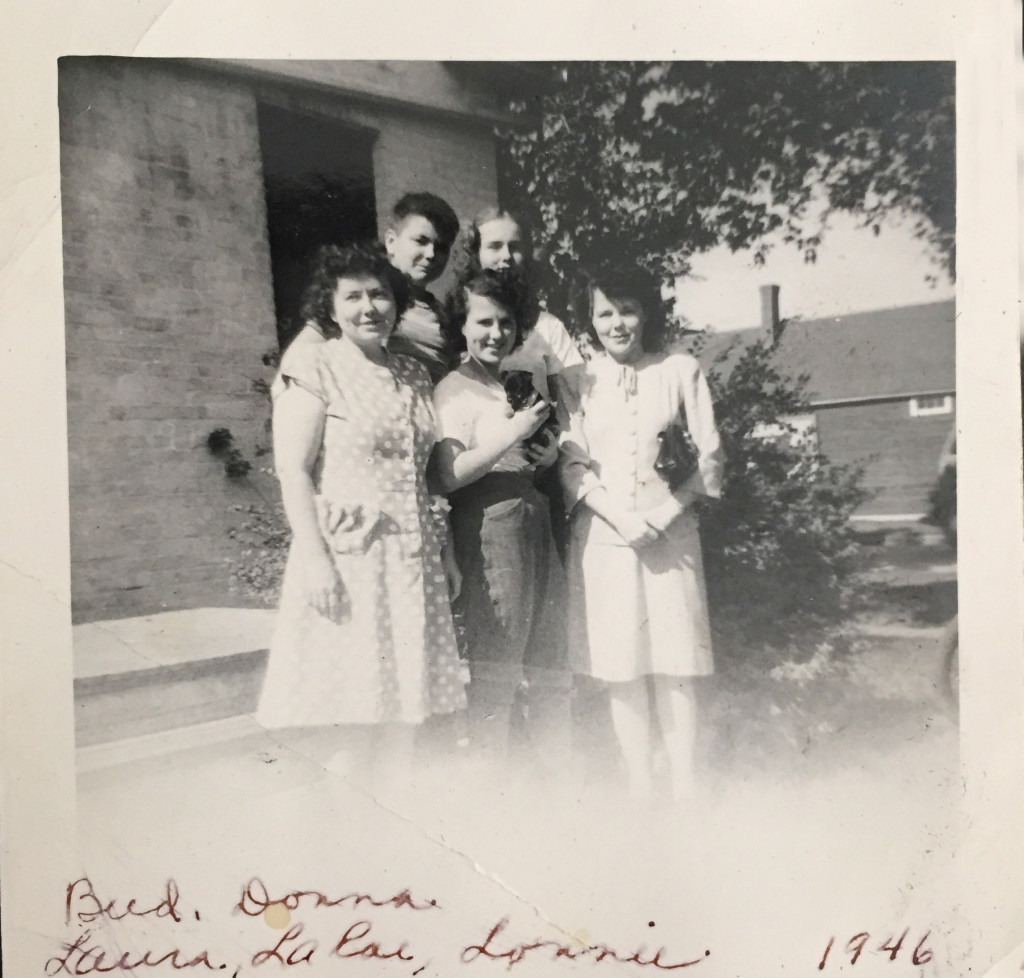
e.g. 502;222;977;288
462;917;710;970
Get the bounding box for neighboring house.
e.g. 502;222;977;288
60;58;547;623
698;286;956;521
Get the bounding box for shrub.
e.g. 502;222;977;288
924;462;957;548
692;338;870;656
206;427;252;478
222;345;290;606
226;501;290;604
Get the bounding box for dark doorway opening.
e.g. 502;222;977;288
257;103;378;349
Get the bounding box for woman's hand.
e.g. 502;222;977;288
302;548;343;621
580;488;658;549
643;491;698;535
507;402;550;444
525;427;559;469
613;511;661;549
435;402;552;494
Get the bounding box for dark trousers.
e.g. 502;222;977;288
449;472;571;758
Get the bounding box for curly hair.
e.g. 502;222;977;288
446;268;533;355
390;192;460;247
568;262;671;353
298;243;410;339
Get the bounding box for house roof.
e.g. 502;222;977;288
696;299;956;403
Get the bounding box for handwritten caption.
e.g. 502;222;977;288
44;877;715;975
818;930;933;969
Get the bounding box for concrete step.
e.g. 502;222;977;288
73;608;276;747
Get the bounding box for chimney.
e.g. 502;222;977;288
759;284;783;344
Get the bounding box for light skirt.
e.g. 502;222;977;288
567;510;714;683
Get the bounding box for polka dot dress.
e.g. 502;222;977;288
256;337;467;728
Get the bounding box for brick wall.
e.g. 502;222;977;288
60;59;501;623
250;76;499;295
815;400;955;516
60;59;279;622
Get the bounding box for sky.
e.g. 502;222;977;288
673;210;956;333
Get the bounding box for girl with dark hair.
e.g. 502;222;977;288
432;270;571;765
449;207;586;559
256;243;466;779
281;191;461;387
560;263;724;804
448;207;584;408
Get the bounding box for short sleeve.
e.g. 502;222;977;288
535;311;584;373
274;340;328;404
433;374;474;447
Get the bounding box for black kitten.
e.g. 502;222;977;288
501;369;559;452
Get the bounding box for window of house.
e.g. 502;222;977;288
752;413;818;450
909;395;954;417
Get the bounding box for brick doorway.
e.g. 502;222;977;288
257;103;378;349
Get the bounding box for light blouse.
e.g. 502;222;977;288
434;357;532;474
560;349;724;544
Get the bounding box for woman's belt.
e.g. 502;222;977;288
448;470;539;510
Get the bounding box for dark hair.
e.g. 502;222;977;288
299;242;409;339
568;262;671;353
390;192;460;247
446;268;532;354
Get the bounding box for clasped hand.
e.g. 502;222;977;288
614;495;695;549
613;511;662;549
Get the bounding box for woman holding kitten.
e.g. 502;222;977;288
432;269;570;766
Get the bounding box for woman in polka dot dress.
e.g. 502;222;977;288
256;244;466;768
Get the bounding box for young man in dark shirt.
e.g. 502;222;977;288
287;191;460;386
382;192;460;385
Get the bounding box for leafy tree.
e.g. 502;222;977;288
500;62;954;293
225;63;952;650
497;62;951;652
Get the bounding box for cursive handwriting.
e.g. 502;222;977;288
237;876;439;917
251;920;416;967
49;879;716;976
252;924;318;967
66;878;182;926
334;920;415;962
462;917;709;970
45;931;224;975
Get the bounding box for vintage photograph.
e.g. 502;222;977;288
51;56;977;975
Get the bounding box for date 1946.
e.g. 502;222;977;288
818;930;932;969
